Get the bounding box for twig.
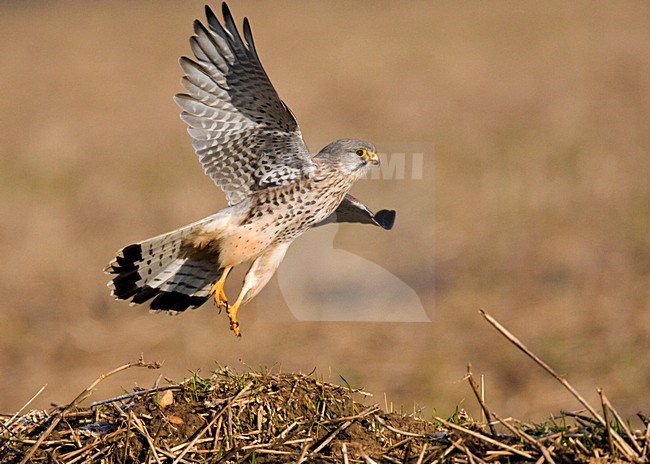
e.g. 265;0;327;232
559;410;599;425
19;356;160;464
637;412;649;427
237;420;304;462
599;389;642;454
89;385;179;408
342;443;350;464
384;437;414;453
480;374;485;423
435;416;533;459
171;381;253;464
446;437;469;460
415;443;427;464
599;389;617;457
375;414;425;437
68;355;161;410
129;412;164;464
122;409;133;464
479;309;606;425
480;310;641;462
441;437;461;460
296;441;310;463
211;414;223;452
492;414;555;464
240;437;311;451
457;440;487;464
3;384;47;430
464;364;496;435
312;404;379;453
227;402;234;450
598;389;638;461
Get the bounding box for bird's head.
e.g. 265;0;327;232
315;138;379;177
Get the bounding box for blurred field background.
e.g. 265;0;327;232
1;0;648;422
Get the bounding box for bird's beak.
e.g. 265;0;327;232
368;151;380;165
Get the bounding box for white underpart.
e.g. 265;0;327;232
236;242;291;306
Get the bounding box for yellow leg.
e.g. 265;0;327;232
224;243;290;337
209;266;232;310
227;293;246;337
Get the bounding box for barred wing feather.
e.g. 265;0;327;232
174;3;315;206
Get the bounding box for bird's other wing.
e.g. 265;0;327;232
174;2;316;206
315;194;396;230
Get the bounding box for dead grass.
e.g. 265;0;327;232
2;366;647;463
2;312;649;463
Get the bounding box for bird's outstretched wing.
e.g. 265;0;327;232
174;2;316;206
316;194;396;230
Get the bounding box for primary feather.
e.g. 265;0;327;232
174;3;316;206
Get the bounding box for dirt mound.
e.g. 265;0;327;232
2;363;647;463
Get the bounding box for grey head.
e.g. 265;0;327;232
315;138;379;175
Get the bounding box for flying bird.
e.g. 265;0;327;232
105;2;395;336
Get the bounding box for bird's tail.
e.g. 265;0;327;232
105;217;222;313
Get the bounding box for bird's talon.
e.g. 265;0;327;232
227;303;241;336
217;299;228;312
210;278;230;312
210;267;232;305
230;320;240;337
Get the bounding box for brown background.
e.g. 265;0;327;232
1;1;648;422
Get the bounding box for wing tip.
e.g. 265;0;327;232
205;4;217;23
375;210;396;230
172;93;190;107
221;2;231;20
242;17;255;51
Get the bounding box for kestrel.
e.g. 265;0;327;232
105;3;395;336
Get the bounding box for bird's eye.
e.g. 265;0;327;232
355;148;367;157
